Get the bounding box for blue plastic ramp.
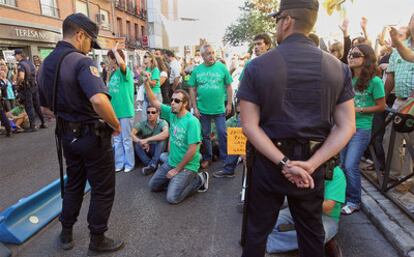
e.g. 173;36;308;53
0;177;91;244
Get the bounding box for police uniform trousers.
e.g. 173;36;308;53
242;140;325;257
20;87;44;128
60;122;115;234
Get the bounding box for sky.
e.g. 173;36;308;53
170;0;414;53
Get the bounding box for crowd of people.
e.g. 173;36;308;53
2;2;414;256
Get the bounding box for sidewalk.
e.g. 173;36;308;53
361;176;414;257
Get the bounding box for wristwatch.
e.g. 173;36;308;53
277;156;290;169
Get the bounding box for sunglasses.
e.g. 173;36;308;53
147;111;157;114
276;15;299;23
171;98;183;104
348;52;365;59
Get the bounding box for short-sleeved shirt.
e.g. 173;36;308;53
353;76;385;129
10;106;25;116
386;39;414;98
108;67;135;118
145;67;161;94
238;59;251;81
237;33;354;141
133;119;168;139
188;61;233;115
324;166;346;222
169;59;182;84
160;104;201;172
38;41;109;122
18;59;36;85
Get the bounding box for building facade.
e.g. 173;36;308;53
0;0;148;69
147;0;178;49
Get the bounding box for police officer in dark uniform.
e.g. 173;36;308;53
14;49;46;132
237;0;356;257
38;13;123;254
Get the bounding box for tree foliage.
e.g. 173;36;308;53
223;0;279;46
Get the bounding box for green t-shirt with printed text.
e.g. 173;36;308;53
352;76;385;129
188;62;233;115
160;104;201;172
108;67;135;118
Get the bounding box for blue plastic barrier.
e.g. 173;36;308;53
0;177;91;244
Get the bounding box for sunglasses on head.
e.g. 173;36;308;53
147;110;157;114
348;52;365;59
171;98;182;104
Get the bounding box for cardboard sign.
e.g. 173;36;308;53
227;127;247;155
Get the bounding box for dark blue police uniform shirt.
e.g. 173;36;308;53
38;41;109;122
18;59;36;82
237;33;354;141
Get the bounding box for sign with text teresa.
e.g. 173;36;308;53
227;127;247;155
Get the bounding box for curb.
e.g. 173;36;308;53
0;242;11;257
361;177;414;257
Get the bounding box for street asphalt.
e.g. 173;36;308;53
0;124;402;257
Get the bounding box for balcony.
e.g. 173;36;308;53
40;4;60;18
0;0;16;6
126;1;135;15
115;0;125;10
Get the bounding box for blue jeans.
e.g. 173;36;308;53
148;162;202;204
340;128;371;208
113;118;135;170
134;141;166;167
223;155;239;174
200;113;227;161
266;208;338;253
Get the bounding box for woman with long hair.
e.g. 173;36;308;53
107;45;135;173
340;44;386;215
142;52;162;120
156;56;170;104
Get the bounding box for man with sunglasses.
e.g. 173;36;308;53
131;105;169;175
38;13;124;254
144;80;209;204
237;0;355;256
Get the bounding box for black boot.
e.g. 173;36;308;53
59;227;74;250
88;233;124;255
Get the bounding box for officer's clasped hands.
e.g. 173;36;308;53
282;162;315;189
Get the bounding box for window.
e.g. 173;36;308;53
126;21;131;41
76;0;88;16
0;0;16;6
117;18;123;37
134;24;139;41
141;25;145;37
99;9;110;29
40;0;59;17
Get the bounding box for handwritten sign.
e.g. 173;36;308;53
227;127;247;155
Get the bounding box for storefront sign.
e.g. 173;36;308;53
0;24;61;43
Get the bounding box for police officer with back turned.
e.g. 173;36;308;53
38;13;123;254
237;0;356;256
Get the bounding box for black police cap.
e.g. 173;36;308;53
269;0;319;18
64;13;101;49
13;49;23;56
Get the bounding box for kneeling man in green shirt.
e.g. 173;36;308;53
144;76;209;204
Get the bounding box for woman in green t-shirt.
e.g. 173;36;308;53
142;52;162;120
107;46;135;173
340;44;386;215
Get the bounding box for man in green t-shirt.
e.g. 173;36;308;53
188;44;233;169
266;166;346;256
131;105;169;176
144;78;209;204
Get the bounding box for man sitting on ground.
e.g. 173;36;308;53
266;166;346;257
131;105;169;175
144;74;209;204
6;102;29;132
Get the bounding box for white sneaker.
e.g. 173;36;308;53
115;168;123;173
198;171;209;193
124;167;134;173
